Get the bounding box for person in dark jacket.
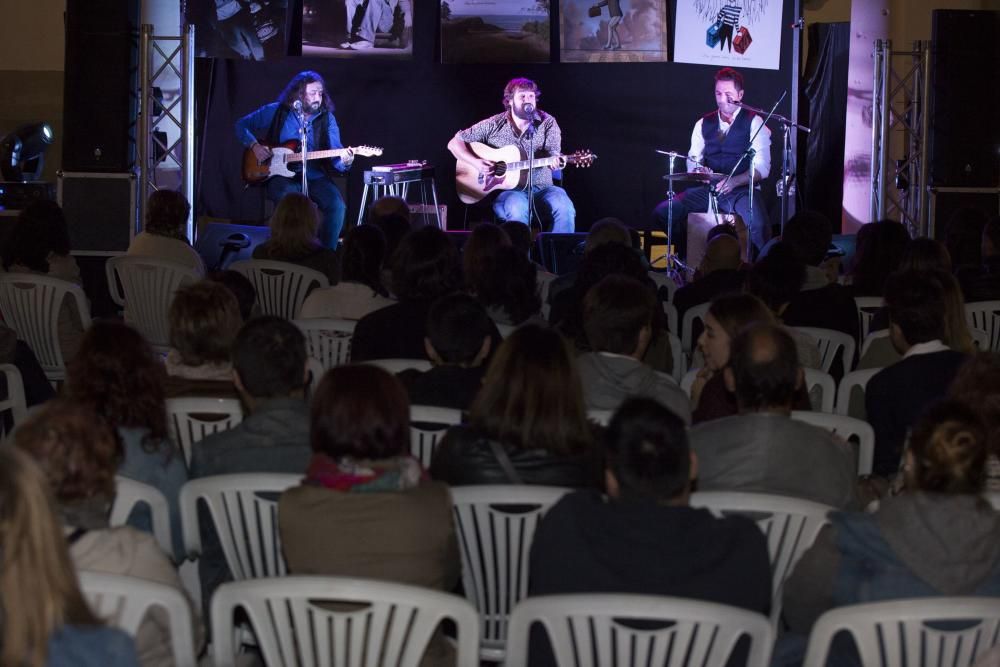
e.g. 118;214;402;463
430;325;602;488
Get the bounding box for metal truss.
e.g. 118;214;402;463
137;24;196;242
870;39;931;237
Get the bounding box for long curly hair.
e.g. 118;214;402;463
278;70;334;112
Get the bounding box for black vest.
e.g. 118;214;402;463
700;109;755;176
265;103;335;178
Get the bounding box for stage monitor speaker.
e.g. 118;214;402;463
58;172;137;253
194;221;271;271
535;232;589;275
62;0;140;172
929;10;1000;187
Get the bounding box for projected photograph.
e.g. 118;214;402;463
674;0;783;70
560;0;669;63
302;0;413;59
441;0;551;64
187;0;290;60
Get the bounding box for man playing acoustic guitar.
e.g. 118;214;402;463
236;70;354;248
448;77;576;233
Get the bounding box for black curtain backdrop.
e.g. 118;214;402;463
195;0;797;233
800;22;849;231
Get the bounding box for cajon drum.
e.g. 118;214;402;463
686;212;748;272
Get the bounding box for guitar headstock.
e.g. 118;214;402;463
353;145;384;158
567;150;597;168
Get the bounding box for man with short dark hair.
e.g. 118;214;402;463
578;275;691;422
866;271;969;477
690;322;858;508
673;232;745;322
528;397;771;666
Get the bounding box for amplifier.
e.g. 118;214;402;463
0;181;56;210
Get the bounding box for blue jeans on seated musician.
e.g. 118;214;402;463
266;175;347;249
494;185;576;233
652;185;768;260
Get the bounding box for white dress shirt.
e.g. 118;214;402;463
687;107;771;180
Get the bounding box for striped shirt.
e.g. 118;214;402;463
717;5;741;26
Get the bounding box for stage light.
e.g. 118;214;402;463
0;122;54;181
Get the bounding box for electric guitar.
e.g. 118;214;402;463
242;141;383;183
455;142;597;204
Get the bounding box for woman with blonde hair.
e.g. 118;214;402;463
252;191;340;283
0;446;139;667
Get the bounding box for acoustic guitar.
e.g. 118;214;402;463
243;141;383;183
455;142;596;204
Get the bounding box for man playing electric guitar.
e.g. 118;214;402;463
447;77;576;232
236;70;353;248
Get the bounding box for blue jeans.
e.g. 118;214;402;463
346;0;397;41
494;185;576;233
266;175;346;249
652;184;768;259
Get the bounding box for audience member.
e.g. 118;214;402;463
957;216;1000;302
206;269;257;321
462;222;511;295
252;192;340;283
164;280;243;399
431;325;602;488
780;401;1000;664
350;226;465;361
397;293;495;411
299;224;394;320
899;236;951;273
673;229;745;322
545;216;633;305
0;446;141;667
15;400;203;667
846;220;909;296
690;322;858;508
65;321;187;561
473;245;543;328
127;189;205;274
0;322;54;407
948;353;1000;491
528;397;771;667
369;195;411;267
866;271;969;476
578;275;690;422
279;364;459;666
501;219;558;309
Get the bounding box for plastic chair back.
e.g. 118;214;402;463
230;259;329;320
109;475;173;555
166;397;243;467
0;363;27;442
793;326;856;375
965;300;1000;352
294;318;356;369
791;410;875;476
105;256;200;350
409;405;461;468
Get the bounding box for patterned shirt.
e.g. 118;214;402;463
458;111;562;188
717;5;741;27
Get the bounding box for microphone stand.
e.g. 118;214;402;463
296;104;309;198
522;113;539;231
735;100;811;234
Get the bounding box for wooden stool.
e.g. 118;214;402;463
686;212;748;273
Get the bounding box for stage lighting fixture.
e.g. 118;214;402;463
0;122;54;181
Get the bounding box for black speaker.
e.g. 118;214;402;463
535;232;590;275
62;0;140;172
58;172;137;253
929;10;1000;187
194;222;272;271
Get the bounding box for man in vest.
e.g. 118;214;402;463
652;67;771;260
236;70;354;248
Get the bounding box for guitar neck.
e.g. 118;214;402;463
286;148;351;164
504;155;564;172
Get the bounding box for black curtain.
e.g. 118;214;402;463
800;22;849;232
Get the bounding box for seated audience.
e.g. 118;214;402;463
462;222;511;296
15;400;203;667
673;226;746;322
126;189;205;274
473;245;543;328
431;325;602;488
65;321;187;561
899;236;952;273
529;397;771;666
690;323;858;509
164;280;243;399
947;353;1000;491
397;293;496;411
545;217;633;306
0;322;54;407
351;226;465;361
845;219;909;297
206;269;257;321
866;271;969;477
279;364;459;666
0;447;140;667
957;216;1000;303
369;195;411;274
577;275;690;422
252;192;340;283
779;401;1000;665
299;224;394;320
500;220;556;298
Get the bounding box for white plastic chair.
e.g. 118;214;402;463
666;330;685;383
791;410;876;476
0;363;27;442
681;302;710;367
179;473;300;579
230;259;329;320
860;328;890;359
105;256;201;352
409;404;462;468
450;485;572;661
109;475;173;555
690;491;833;626
211;576;480;667
364;358;433;374
986;493;1000;511
587;408;613;426
505;594;774;667
305;356;324;398
835;367;883;419
802;597;1000;667
496;322;518;338
294;318;356;369
680;367;700;397
803;368;836;414
793;326;856;375
663;300;679;335
965;300;1000;352
78;571;198;667
0;273;92;381
854;296;884;341
166;397;244;467
648;270;677;303
971;327;991;351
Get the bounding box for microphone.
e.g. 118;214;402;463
523;102;541;122
292;100;303;113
